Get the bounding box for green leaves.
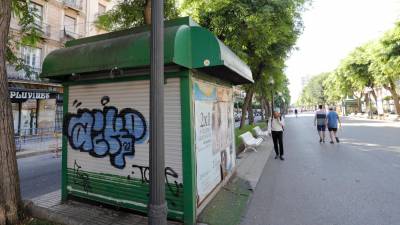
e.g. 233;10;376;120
300;21;400;109
7;0;41;77
95;0;180;31
298;73;330;106
185;0;308;102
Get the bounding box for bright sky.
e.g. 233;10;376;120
286;0;400;104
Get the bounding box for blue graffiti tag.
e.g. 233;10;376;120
64;97;147;169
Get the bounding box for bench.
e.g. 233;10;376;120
253;126;269;140
239;131;263;153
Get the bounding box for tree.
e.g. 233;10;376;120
184;0;308;128
323;70;363;112
0;0;20;223
96;0;179;29
369;24;400;114
298;73;329;107
1;0;40;224
323;43;378;115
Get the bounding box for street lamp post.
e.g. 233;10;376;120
149;0;168;224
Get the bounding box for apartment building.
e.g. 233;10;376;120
7;0;115;136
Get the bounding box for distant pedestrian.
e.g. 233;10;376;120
326;107;341;144
269;110;285;160
294;108;298;118
314;105;327;143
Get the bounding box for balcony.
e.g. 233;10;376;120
26;22;51;39
6;64;46;82
37;22;51;38
60;28;84;42
62;0;83;11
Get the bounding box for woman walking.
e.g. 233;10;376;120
269;110;285;160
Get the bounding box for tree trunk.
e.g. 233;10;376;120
0;1;22;224
353;92;362;113
144;0;151;25
265;99;271;118
364;93;371;116
371;89;378;108
247;99;254;125
356;97;361;113
260;98;265;121
384;80;400;115
239;88;254;129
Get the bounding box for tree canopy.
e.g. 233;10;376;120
299;22;400;114
96;0;179;30
184;0;308;125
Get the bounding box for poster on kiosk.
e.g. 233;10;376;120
193;80;236;203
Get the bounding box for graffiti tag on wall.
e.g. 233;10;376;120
128;164;183;206
64;96;147;169
73;160;91;193
128;165;183;197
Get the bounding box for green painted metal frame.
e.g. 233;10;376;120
41;17;253;85
61;85;69;201
180;71;196;225
63;72;183;86
66;169;184;220
61;70;197;222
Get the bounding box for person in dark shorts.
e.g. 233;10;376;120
327;107;341;144
314;105;327;143
294;108;298;118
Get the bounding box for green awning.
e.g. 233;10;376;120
41;17;253;84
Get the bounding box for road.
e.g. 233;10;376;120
241;113;400;225
18;153;61;199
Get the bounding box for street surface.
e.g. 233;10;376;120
18;153;61;199
241;113;400;225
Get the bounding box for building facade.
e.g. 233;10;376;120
7;0;115;136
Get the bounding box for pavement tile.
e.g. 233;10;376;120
29;189;181;225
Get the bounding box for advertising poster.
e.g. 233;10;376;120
195;101;221;202
194;80;236;203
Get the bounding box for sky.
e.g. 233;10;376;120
286;0;400;104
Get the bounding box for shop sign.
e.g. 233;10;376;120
10;91;50;100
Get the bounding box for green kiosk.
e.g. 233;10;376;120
41;17;253;224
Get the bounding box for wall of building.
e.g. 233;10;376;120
7;0;116;136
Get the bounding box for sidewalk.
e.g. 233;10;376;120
25;138;273;225
346;114;399;122
197;139;273;225
26;191;181;225
17;137;61;159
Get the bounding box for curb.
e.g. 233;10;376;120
17;150;60;159
24;200;77;225
346;116;400;122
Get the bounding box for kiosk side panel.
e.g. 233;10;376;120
63;78;184;220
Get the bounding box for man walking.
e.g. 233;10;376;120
314;105;327;143
327;106;341;144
